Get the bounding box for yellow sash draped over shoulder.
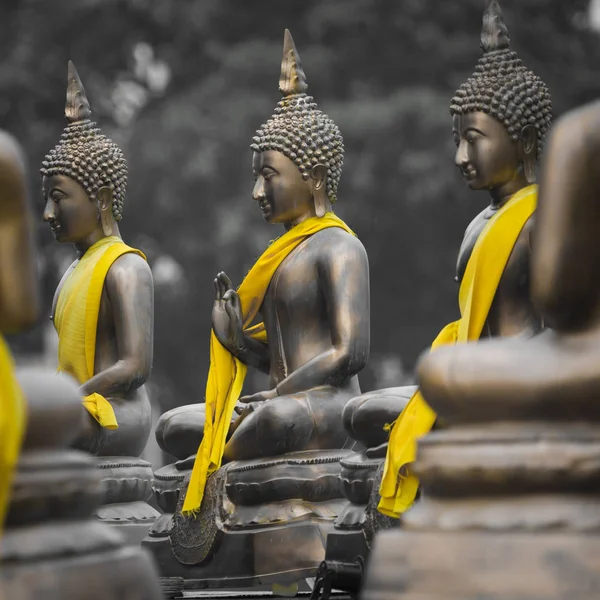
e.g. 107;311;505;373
378;184;537;518
54;236;146;429
0;335;26;533
182;213;355;515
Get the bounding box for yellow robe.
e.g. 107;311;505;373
54;236;145;429
0;336;26;533
182;213;355;514
378;184;537;518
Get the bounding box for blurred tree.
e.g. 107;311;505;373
1;0;599;408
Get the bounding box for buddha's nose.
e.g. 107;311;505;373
42;199;55;222
455;142;469;168
252;179;265;202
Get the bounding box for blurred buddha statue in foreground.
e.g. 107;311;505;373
41;62;157;542
362;99;600;600
342;0;553;523
147;30;370;590
0;131;39;534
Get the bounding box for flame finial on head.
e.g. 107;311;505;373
481;0;511;53
65;61;92;122
278;29;308;97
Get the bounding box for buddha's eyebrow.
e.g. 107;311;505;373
465;126;486;136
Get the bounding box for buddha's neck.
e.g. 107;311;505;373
284;198;332;231
488;173;531;210
74;224;122;257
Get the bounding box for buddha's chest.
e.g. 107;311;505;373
262;240;326;327
456;213;490;283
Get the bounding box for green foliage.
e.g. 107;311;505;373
3;0;599;408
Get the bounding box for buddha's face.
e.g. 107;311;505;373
453;112;521;191
252;150;313;224
42;174;99;243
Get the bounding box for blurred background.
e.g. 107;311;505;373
2;0;600;460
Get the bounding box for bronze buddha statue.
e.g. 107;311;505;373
147;30;370;592
0;132;162;599
40;61;157;543
41;61;154;459
156;29;369;468
362;98;600;600
342;0;553;518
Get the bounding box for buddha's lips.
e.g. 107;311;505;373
258;199;270;212
461;166;477;180
49;221;61;233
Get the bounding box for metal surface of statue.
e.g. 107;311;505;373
145;30;370;597
0;134;162;600
362;98;600;600
41;61;158;543
318;0;553;593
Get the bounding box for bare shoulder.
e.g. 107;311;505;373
106;251;154;295
314;226;369;265
516;212;535;248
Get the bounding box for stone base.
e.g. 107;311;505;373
147;515;341;591
362;528;600;600
144;450;353;593
96;500;160;546
1;535;163;600
94;456;159;545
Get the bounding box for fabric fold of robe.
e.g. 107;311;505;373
54;235;146;429
378;184;538;518
0;335;27;534
182;212;355;515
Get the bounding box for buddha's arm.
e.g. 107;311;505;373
79;254;154;397
275;237;370;396
492;217;541;337
0;132;39;333
232;335;270;373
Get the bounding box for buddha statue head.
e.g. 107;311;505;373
41;61;127;244
250;29;344;224
450;0;552;194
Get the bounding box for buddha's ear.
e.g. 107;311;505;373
309;164;328;217
96;186;115;236
519;124;538;184
309;164;328;190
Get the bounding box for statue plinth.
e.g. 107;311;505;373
144;450;353;595
362;419;600;600
94;456;159;545
313;388;410;596
1;369;162;600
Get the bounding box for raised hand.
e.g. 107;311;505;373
211;271;244;351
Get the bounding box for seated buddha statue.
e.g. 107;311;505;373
157;29;369;477
41;61;154;458
39;62;157;540
148;31;369;586
341;0;553;519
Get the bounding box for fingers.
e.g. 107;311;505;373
220;272;233;290
238;394;252;404
213;277;222;300
234;405;244;415
224;298;239;325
